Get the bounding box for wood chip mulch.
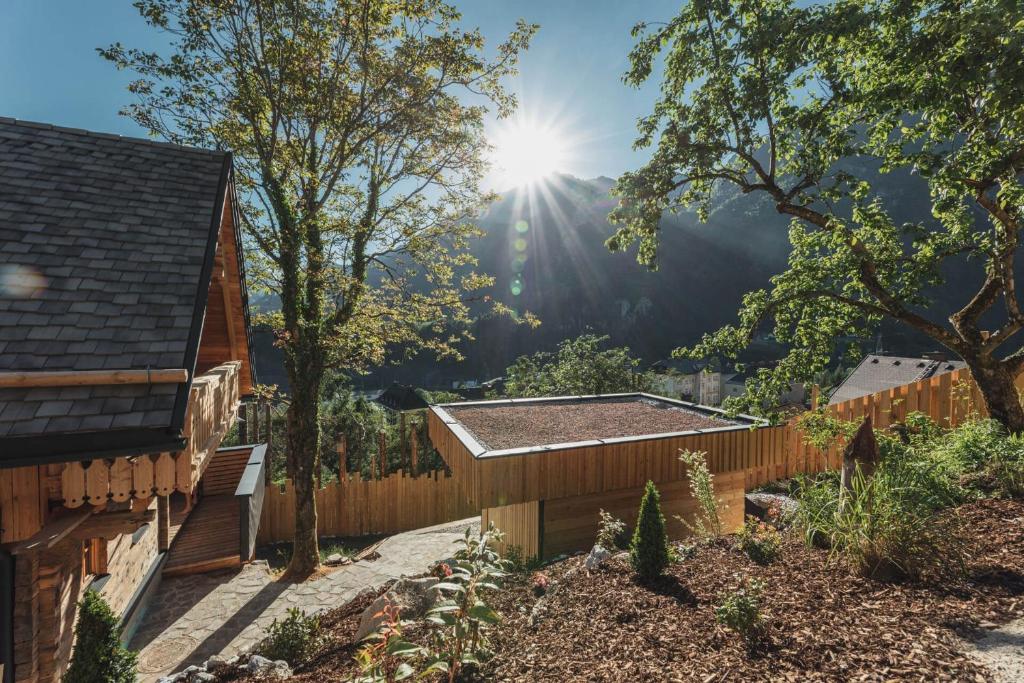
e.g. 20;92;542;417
447;398;736;450
482;498;1024;682
243;499;1024;682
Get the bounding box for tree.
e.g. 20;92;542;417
609;0;1024;430
103;0;535;572
63;590;137;683
629;480;669;581
504;333;650;397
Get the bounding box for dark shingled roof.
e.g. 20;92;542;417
828;354;966;405
0;118;231;462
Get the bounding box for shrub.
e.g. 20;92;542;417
596;508;627;550
425;523;509;682
503;544;542;573
353;600;422;683
63;590;137;683
630;481;670;581
715;578;766;644
256;607;324;664
678;449;723;538
795;464;966;581
737;516;782;565
531;571;550;596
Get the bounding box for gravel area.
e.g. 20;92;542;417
445;397;737;450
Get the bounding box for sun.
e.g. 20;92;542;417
490;120;567;189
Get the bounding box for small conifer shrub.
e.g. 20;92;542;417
630;481;670;581
63;590;137;683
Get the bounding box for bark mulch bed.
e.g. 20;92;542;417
446;397;736;450
231;499;1024;682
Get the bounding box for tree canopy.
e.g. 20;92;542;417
610;0;1024;428
504;333;650;398
103;0;536;571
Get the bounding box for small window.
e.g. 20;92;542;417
82;538;108;577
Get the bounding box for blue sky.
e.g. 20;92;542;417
0;0;680;180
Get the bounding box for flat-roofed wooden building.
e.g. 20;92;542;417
428;393;776;559
0;119;264;683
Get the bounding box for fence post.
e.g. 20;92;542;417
338;436;347;482
410;424;419;477
238;403;248;443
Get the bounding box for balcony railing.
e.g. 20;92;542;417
59;361;242;507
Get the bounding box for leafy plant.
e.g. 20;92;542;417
795;464;966;581
630;481;670;581
678;449;723;538
63;590;137;683
715;578;766;645
503;544;542;574
531;572;550;597
424;523;509;682
736;516;782;565
353;601;422;683
255;607;324;664
596;508;628;550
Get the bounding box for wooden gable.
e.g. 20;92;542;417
195;188;255;395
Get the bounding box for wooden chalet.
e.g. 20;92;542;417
0;119;264;683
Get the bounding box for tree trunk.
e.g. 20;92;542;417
839;416;879;512
970;360;1024;434
286;363;323;575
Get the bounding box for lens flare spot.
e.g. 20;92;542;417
510;276;523;296
514;220;529;234
0;265;46;298
513;238;528;252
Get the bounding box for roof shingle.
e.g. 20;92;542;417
0;118;228;442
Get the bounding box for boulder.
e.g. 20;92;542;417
324;553;345;565
247;655;276;674
354;577;441;642
191;674;216;683
584;544;612;571
744;493;798;525
204;654;235;672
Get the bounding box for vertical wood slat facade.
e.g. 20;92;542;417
256;469;477;545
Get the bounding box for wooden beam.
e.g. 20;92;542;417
157;495;169;551
68;508;156;541
219;265;239;360
0;368;188;388
5;509;93;555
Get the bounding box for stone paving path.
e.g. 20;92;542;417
964;617;1024;682
130;518;479;682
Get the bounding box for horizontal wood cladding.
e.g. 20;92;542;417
540;472;745;559
201;448;250;496
430;408;786;511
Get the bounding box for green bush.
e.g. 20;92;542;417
715;578;766;644
63;590;137;683
256;607;324;664
596;508;628;550
630;481;670;581
796;463;965;581
678;449;722;538
736;516;782;565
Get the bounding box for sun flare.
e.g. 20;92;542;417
490;120;568;189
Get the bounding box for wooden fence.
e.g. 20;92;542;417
256;468;477;544
257;366;1002;545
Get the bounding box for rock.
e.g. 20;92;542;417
270;660;292;679
247;655;276;673
325;553;344;565
744;493;798;525
191;674;216;683
354;576;441;641
584;544;612;571
205;654;236;672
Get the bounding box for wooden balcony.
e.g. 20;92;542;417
57;361;242;508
